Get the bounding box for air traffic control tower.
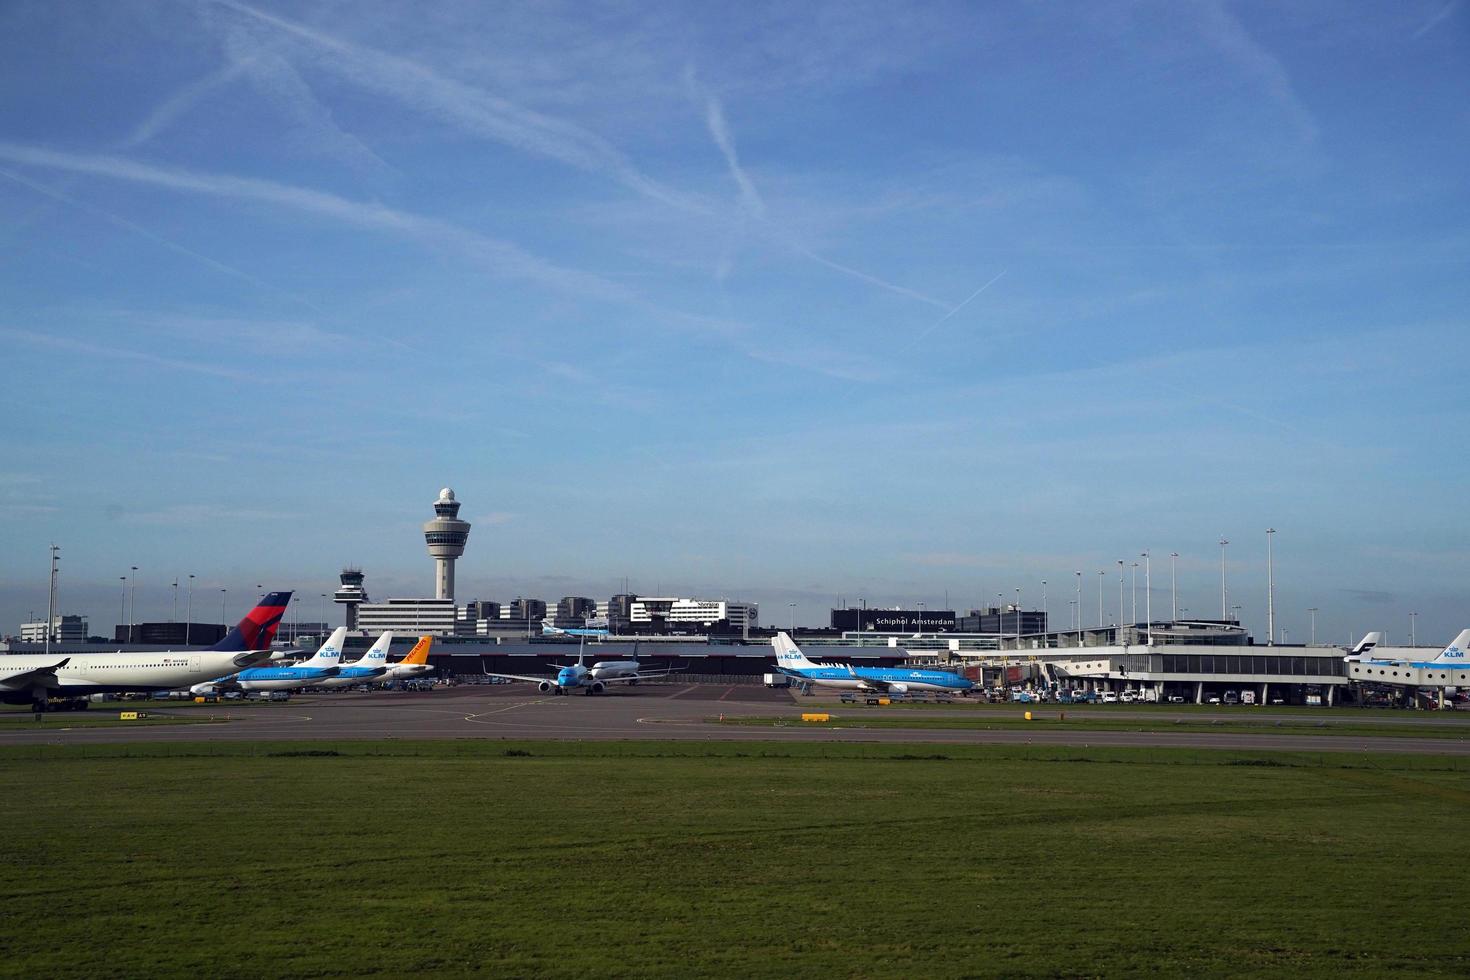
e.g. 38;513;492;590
333;568;369;629
424;488;471;600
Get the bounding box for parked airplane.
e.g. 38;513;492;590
2;591;292;711
316;631;394;688
771;632;975;696
485;641;671;695
541;616;610;637
220;626;348;693
381;635;434;683
1343;632;1386;660
1345;629;1470;674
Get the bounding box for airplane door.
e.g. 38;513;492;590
189;656;202;673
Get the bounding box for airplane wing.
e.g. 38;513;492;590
0;658;70;691
482;672;559;685
594;670;676;685
845;663;884;692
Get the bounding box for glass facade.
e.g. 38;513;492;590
1156;653;1342;677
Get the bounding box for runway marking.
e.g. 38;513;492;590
664;685;698;699
462;699;555;723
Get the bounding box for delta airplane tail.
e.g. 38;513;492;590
772;632;815;671
210;591;292;652
402;635;432;664
296;627;349;669
1431;629;1470;664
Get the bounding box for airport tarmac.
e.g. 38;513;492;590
3;683;1470;753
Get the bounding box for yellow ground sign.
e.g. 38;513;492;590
119;711;147;720
801;713;831;722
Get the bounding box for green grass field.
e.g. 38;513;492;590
3;741;1467;978
715;714;1470;740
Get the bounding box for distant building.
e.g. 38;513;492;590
460;600;501;621
504;598;547;626
955;607;1046;635
607;594;639;634
113;622;227;645
355;598;458;636
831;607;958;633
20;615;87;643
630;597;759;632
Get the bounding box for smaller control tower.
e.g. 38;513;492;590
333;568;369;629
423;488;471;601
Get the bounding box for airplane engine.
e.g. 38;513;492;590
537;680;556;694
887;683;909;695
588;681;606;695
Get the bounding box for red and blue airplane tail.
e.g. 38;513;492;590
210;591;292;652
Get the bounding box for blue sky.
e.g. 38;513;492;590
1;0;1467;644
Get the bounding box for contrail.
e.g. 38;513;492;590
904;268;1007;348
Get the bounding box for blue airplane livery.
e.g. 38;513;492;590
227;626;349;693
771;632;974;695
316;631;394;688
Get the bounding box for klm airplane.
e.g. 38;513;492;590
1345;629;1470;688
541;616;610;638
771;632;975;696
485;639;671;695
316;631;393;688
221;627;348;693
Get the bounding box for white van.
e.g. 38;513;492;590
1101;691;1119;704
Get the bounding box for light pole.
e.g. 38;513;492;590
1075;571;1082;633
1040;581;1047;633
918;602;926;635
996;593;1004;649
1308;607;1318;645
119;576;126;638
172;578;178;623
1097;571;1104;627
1410;611;1417;647
320;594;328;635
45;545;59;656
788;602;796;634
1015;588;1022;645
1219;538;1229;619
1141;551;1152;645
1169;552;1179;621
186;574;195;645
220;588;227;628
1117;561;1124;632
1130;562;1138;627
128;566;138;640
1265;528;1276;647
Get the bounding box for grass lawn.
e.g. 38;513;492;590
714;714;1470;740
2;741;1467;978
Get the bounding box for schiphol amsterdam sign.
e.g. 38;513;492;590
861;611;956;631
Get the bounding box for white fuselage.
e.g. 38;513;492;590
0;649;266;699
382;662;434;682
589;661;643;682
